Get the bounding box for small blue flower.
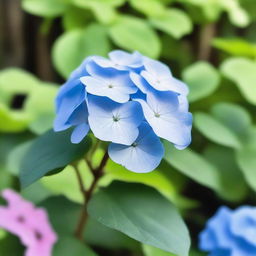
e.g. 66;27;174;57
54;50;192;172
199;206;256;256
108;122;164;173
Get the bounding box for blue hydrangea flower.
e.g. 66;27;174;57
199;206;256;256
54;50;192;173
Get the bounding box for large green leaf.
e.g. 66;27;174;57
164;143;221;192
88;182;191;256
53;236;98;256
41;196;138;250
150;9;192;39
236;127;256;192
72;0;118;24
109;15;161;58
221;57;256;105
212;38;256;58
52;24;111;78
143;244;176;256
129;0;165;17
194;103;251;149
102;159;176;201
182;61;220;102
19;129;92;188
180;0;249;27
204;145;248;202
22;0;70;17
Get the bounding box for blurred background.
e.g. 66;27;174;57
0;0;256;255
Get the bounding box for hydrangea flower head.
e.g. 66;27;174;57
0;189;57;256
54;50;192;173
199;206;256;256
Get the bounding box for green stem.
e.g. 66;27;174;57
74;151;109;241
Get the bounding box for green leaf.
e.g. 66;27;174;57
129;0;165;17
72;0;118;24
73;0;125;8
164;143;221;192
109;15;161;58
221;57;256;105
22;0;70;17
204;145;248;202
180;0;249;27
194;112;242;149
41;196;137;249
52;23;111;78
54;236;98;256
212;38;256;58
143;244;176;256
25;83;58;134
236;127;256;192
62;7;91;30
20;129;92;188
182;61;220;102
88;182;191;256
102;158;176;201
150;9;192;39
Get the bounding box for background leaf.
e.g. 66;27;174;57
88;182;191;256
20;129;92;188
150;9;192;39
52;24;111;78
221;57;256;105
182;61;220;102
109;15;161;58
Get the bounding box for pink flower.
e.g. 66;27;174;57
0;189;57;256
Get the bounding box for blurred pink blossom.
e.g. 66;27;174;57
0;189;57;256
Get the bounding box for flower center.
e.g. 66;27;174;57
17;215;25;223
108;84;114;88
154;113;161;118
132;142;138;147
113;115;120;122
34;230;43;241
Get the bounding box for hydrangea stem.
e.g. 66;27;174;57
73;150;109;241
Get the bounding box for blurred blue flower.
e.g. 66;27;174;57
54;50;192;172
199;206;256;256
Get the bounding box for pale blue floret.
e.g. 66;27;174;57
141;57;189;95
108;122;164;173
93;50;143;71
199;206;256;256
135;90;192;149
54;49;193;172
88;95;144;145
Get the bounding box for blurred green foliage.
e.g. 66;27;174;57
0;0;256;255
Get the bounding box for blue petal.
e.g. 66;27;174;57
88;96;143;145
69;57;91;81
108;122;164;173
130;72;151;94
67;102;88;126
143;57;172;77
81;73;137;103
207;207;234;249
231;206;256;246
109;50;143;68
92;56;128;71
54;83;86;131
141;57;188;94
135;90;192;148
71;123;90;144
